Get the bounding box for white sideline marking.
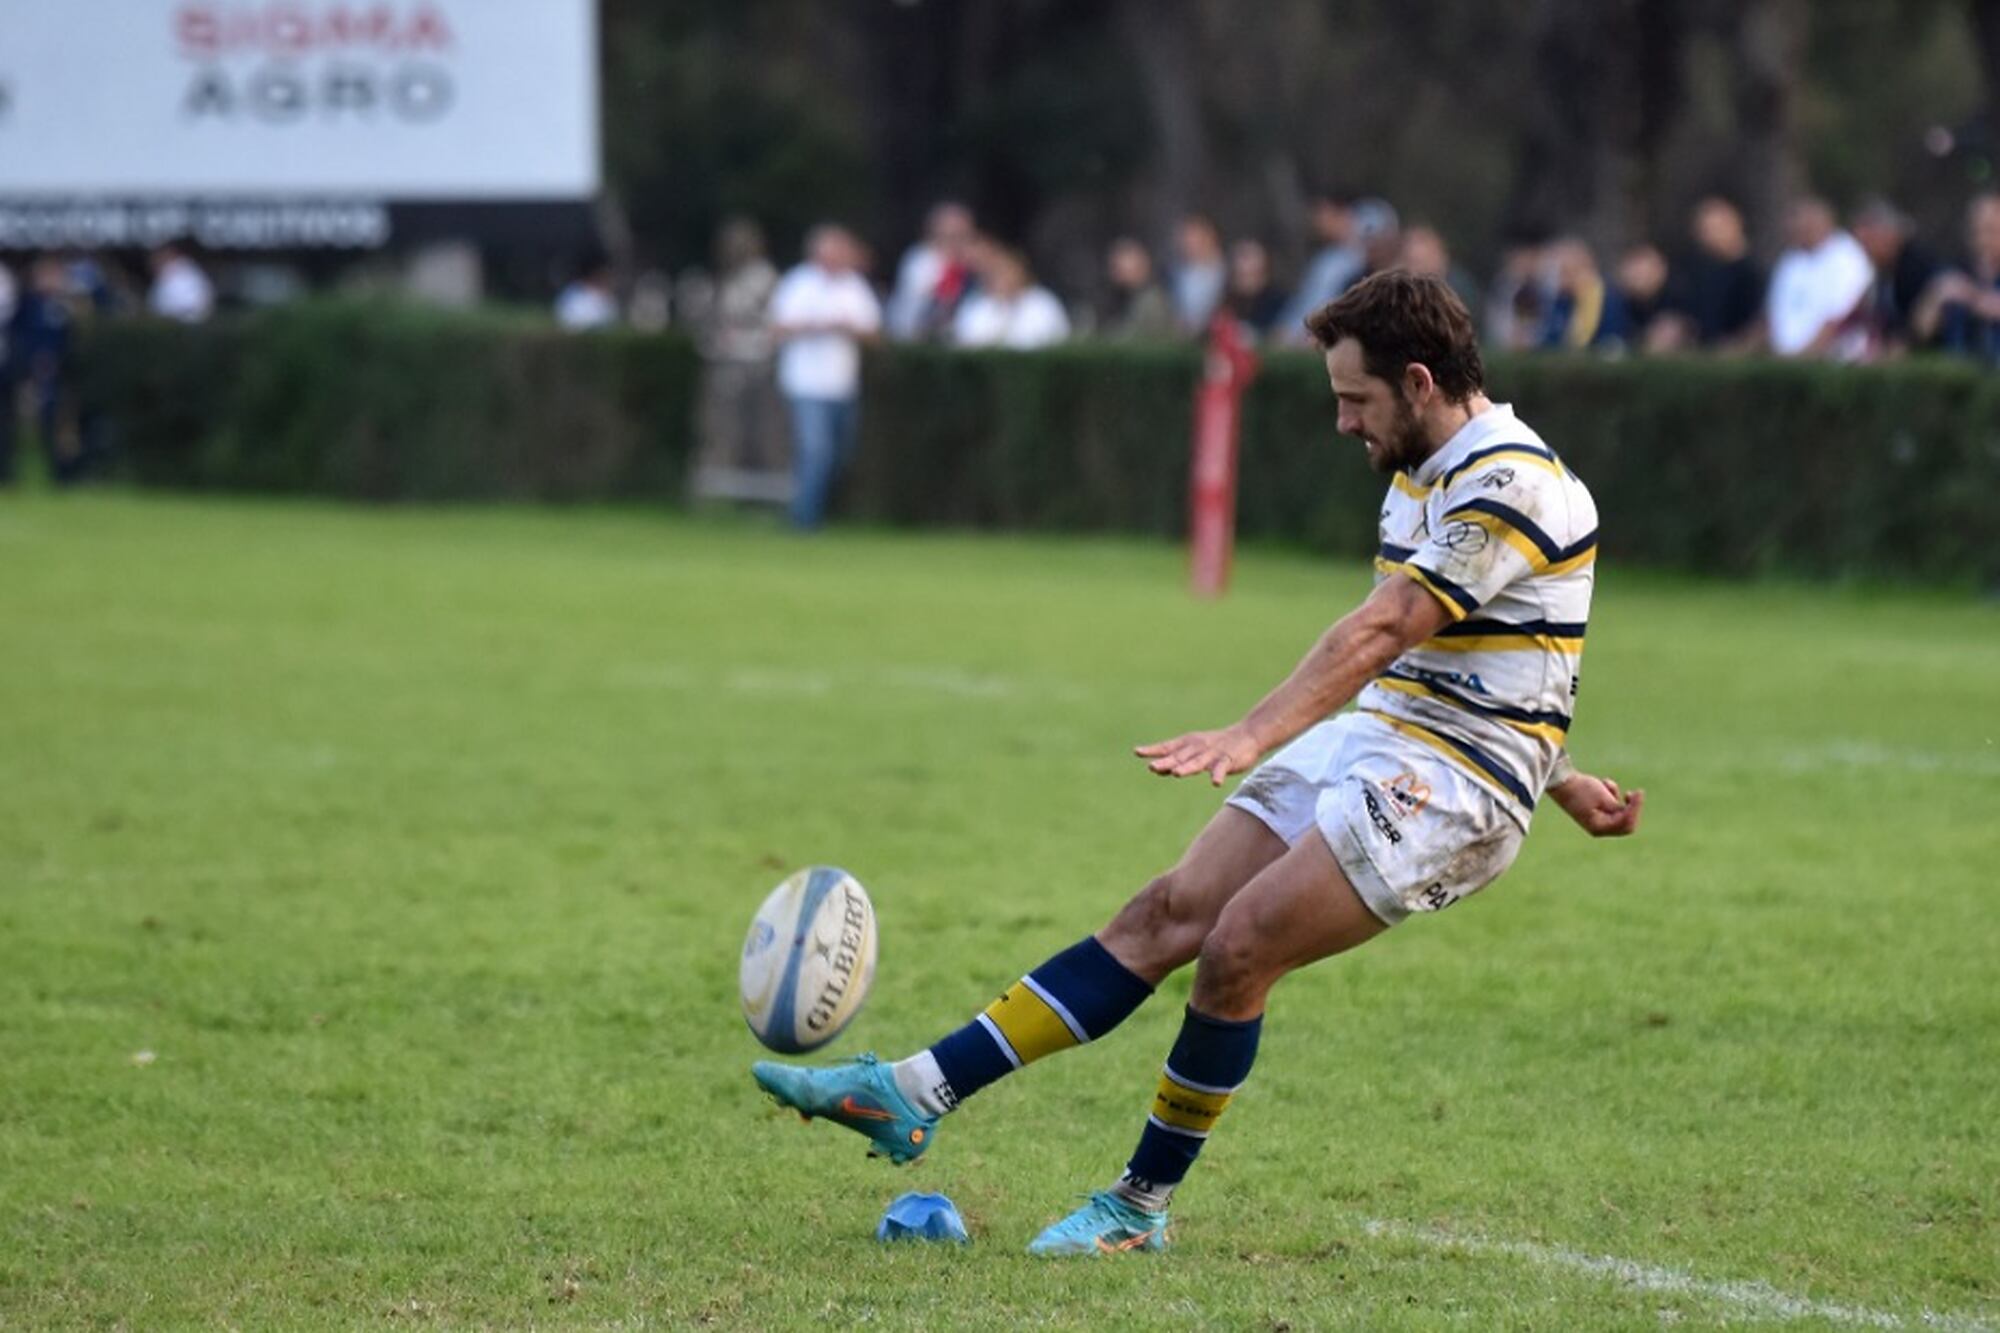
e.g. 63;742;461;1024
1358;1218;1994;1330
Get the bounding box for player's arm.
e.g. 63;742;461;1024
1544;748;1645;836
1135;574;1451;785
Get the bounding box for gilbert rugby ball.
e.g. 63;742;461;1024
740;866;878;1053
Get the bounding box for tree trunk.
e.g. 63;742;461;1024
1727;0;1807;260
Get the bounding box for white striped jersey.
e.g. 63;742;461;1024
1356;403;1597;827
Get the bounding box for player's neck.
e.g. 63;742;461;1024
1417;393;1494;458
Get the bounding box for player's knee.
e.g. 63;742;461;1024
1102;872;1210;974
1191;913;1274;1013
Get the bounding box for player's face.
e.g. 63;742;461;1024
1326;338;1425;475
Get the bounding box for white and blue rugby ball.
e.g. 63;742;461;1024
740;866;878;1054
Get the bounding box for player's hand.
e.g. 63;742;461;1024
1134;725;1263;786
1550;772;1645;837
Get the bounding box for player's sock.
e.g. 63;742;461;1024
1110;1005;1262;1213
891;935;1152;1117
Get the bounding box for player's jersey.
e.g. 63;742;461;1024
1356;404;1597;828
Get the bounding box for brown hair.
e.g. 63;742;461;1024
1304;270;1485;403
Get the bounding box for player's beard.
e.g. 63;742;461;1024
1367;391;1429;475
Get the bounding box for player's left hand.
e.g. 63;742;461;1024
1134;725;1263;786
1550;772;1645;837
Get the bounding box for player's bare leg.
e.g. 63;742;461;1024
751;806;1285;1160
1030;830;1384;1254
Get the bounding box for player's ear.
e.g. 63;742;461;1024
1402;362;1436;405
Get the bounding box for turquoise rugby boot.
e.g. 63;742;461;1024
1027;1191;1171;1256
751;1052;936;1165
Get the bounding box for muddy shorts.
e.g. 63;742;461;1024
1225;712;1527;925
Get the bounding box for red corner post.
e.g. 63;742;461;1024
1188;312;1258;598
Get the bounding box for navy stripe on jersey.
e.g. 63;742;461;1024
1407;563;1480;615
1379;541;1416;562
1388;714;1539;808
1444;498;1563;563
1432;616;1588;640
1380;667;1573;731
1439;442;1558;490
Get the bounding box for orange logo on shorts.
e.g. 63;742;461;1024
1381;772;1431;817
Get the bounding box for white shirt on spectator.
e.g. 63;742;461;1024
150;256;215;323
953;287;1071;349
887;243;945;340
555;282;619;330
770;263;882;400
1767;231;1872;356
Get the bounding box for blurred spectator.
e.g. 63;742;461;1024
147;244;214;323
1099;237;1176;340
1169;215;1226;332
1538;237;1631;351
1276;193;1363;342
1224;239;1286;340
1845;197;1943;358
1614;243;1672;349
554;255;619;330
5;257;79;484
1351;197;1403;283
954;242;1070;349
1654;197;1764;352
1923;192;2000;365
887;201;977;342
1766;197;1872;357
692;218;787;504
768;224;882;530
1398;224;1480;325
1485;232;1552;351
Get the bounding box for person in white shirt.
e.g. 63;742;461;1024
1170;215;1227;333
767;225;883;529
952;243;1070;350
887;201;976;342
147;245;215;324
555;258;619;330
1765;197;1873;357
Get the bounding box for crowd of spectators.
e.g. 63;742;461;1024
666;185;2000;523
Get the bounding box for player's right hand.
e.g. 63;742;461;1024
1134;725;1263;787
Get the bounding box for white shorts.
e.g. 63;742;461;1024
1225;713;1526;925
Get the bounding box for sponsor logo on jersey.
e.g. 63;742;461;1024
1361;789;1402;844
1380;771;1432;818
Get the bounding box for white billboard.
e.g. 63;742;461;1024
0;0;599;200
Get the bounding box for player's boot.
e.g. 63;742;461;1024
750;1052;937;1165
1026;1191;1171;1256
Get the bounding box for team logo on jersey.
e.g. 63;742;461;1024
1478;467;1516;491
1439;521;1488;554
1379;772;1431;818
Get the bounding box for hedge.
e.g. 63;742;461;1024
79;304;2000;584
78;300;701;502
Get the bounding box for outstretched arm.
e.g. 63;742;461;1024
1135;574;1452;785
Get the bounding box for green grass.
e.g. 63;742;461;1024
2;494;1996;1331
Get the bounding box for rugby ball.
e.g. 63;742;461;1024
740;866;878;1053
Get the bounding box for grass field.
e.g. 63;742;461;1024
3;493;1997;1331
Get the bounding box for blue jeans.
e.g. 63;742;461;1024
786;395;858;529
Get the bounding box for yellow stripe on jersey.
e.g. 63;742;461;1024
1445;507;1550;569
1370;676;1569;744
982;980;1083;1065
1443;446;1567;486
1391;471;1434;500
1544;543;1598;576
1364;710;1537;809
1392;562;1476;621
1150;1068;1235;1137
1420;631;1585;655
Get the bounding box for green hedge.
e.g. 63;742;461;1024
79;301;701;502
857;344;2000;585
80;305;2000;583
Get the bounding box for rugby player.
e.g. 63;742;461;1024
753;271;1644;1255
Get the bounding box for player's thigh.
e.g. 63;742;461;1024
1099;805;1286;979
1193;829;1388;1011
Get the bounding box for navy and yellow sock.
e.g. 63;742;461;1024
894;936;1152;1115
1115;1005;1262;1211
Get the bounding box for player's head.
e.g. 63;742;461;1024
1305;270;1485;475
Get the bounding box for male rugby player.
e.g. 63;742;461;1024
753;271;1644;1255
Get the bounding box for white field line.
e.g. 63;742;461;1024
1358;1218;1994;1331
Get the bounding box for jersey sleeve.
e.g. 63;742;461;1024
1399;459;1588;620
